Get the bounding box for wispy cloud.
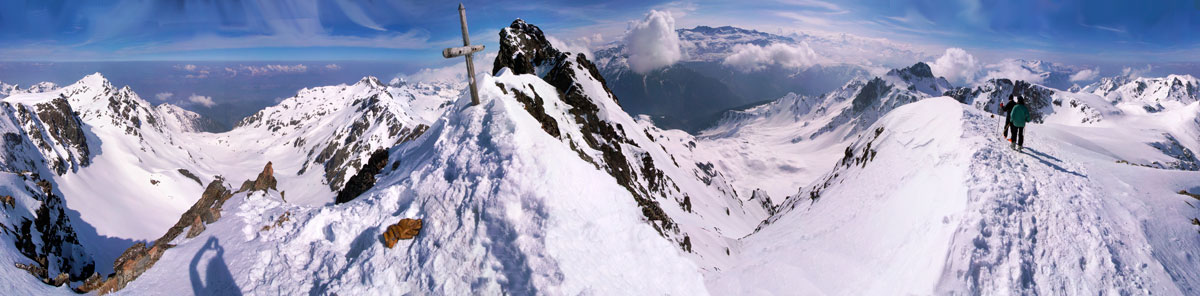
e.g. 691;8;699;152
775;0;845;13
154;92;174;101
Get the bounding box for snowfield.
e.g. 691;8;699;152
710;97;1200;294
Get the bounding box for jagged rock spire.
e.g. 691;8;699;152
493;19;561;76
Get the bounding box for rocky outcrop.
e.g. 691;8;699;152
239;162;278;192
749;189;776;216
382;218;423;248
78;180;234;294
335;149;389;204
493;19;562;76
34;98;91;170
177;168;202;186
6;98;92;175
7;173;95;286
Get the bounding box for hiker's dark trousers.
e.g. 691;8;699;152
1012;126;1025;146
1003;121;1012;139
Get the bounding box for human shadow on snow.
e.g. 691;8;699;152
1023;147;1086;178
190;237;242;296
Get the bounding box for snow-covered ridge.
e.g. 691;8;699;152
0;81;59;97
716;97;1200;294
1081;74;1199;114
224;75;452;197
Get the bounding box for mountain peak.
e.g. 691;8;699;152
888;62;934;79
493;19;561;76
79;72;110;86
355;76;385;88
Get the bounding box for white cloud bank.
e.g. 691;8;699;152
188;94;216;107
1070;68;1100;82
722;42;820;72
980;59;1047;84
624;10;683;74
928;48;1051;85
928;48;980;85
547;34;600;60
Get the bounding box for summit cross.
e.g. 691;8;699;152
442;3;485;105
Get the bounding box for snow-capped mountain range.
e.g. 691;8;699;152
0;19;1198;295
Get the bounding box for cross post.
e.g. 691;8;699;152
442;3;485;105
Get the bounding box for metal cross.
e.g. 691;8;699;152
442;3;485;105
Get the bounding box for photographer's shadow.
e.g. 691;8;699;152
190;237;242;295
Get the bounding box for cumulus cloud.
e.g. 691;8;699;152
1069;68;1100;82
979;59;1047;84
547;34;599;59
154;92;173;101
325;64;342;71
722;42;820;72
928;48;980;85
188;94;216;107
623;10;683;74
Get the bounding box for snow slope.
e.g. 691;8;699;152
712;97;1200;294
697;62;950;201
121;73;709;295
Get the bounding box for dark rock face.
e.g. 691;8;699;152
8;173;96;285
888;62;934;79
493;19;562;76
493;19;554;75
336;149;390;204
851;77;893;113
34;98;91;168
6;98;92;175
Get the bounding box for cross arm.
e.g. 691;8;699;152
442;44;485;59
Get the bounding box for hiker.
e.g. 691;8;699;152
1000;94;1016;141
1009;96;1029;151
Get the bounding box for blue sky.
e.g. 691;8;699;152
2;0;1198;64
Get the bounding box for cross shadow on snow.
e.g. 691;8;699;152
1023;147;1086;178
190;237;242;296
